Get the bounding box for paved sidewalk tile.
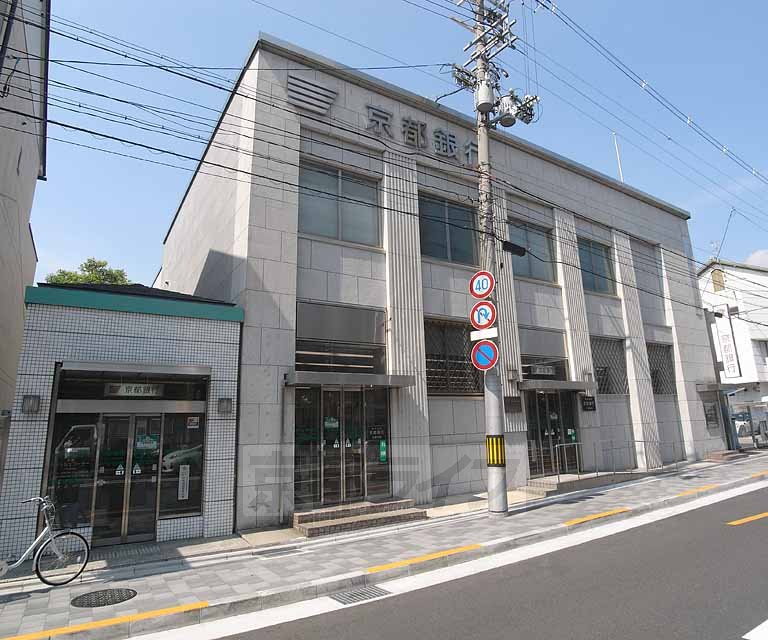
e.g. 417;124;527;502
0;454;766;638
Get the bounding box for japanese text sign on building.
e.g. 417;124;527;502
104;383;164;398
365;105;478;167
714;305;741;379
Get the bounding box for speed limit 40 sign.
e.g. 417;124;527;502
469;270;495;299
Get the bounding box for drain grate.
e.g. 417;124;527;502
71;588;137;608
330;585;390;605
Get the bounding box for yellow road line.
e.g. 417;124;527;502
727;512;768;526
367;544;482;574
1;601;208;640
675;483;719;497
563;507;631;527
751;471;768;478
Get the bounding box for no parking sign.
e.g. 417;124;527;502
471;340;499;371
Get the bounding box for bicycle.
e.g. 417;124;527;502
0;496;90;586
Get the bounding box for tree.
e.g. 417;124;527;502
45;258;130;285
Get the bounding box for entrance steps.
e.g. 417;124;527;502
293;499;427;537
522;472;638;498
706;450;749;462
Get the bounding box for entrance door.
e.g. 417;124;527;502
93;415;161;546
314;387;390;506
526;392;579;477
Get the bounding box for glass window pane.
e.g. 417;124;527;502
419;197;448;260
47;414;98;528
447;203;475;265
160;414;205;517
299;165;338;238
509;223;531;278
341;175;378;245
578;239;595;291
527;227;555;282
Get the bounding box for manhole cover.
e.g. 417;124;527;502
330;585;390;605
71;588;137;608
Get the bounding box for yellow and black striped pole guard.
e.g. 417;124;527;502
486;434;506;467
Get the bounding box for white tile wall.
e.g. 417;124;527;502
0;303;240;559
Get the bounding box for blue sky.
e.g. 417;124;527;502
29;0;768;284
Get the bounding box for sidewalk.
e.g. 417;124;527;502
1;453;767;640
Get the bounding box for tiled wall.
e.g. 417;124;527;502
0;304;240;559
297;237;387;308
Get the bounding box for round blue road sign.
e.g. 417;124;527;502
471;339;499;371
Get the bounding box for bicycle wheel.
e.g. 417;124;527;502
34;532;90;586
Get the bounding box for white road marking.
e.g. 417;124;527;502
745;618;768;639
132;479;768;640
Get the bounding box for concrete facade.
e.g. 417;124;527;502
157;34;725;529
0;0;48;416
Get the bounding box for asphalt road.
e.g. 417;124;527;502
225;487;768;640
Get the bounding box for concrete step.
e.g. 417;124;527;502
295;508;428;537
293;499;416;526
707;450;749;462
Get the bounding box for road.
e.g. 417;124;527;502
224;487;768;640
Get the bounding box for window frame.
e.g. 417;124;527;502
578;237;616;295
507;217;557;283
298;161;382;247
754;339;768;359
418;193;478;266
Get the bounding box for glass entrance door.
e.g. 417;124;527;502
93;415;161;546
300;387;390;506
526;392;579;477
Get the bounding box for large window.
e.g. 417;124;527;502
159;414;205;517
424;319;482;394
508;220;556;282
46;414;99;528
578;238;615;294
419;195;476;265
647;343;676;395
590;336;628;394
299;163;379;246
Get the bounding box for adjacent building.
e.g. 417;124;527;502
155;34;726;534
0;0;50;443
0;283;242;559
699;259;768;446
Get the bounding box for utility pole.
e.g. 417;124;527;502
455;0;538;516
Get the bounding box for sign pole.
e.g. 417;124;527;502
473;0;508;517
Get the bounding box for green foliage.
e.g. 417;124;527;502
45;258;130;285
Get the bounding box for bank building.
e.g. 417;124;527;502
0;34;728;555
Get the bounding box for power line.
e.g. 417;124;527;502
11;8;767;303
534;0;768;190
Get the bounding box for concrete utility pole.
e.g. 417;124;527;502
454;0;539;515
474;0;507;515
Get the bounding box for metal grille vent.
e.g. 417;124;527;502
71;589;137;608
647;343;676;395
330;585;391;605
287;73;338;115
590;336;628;394
425;320;483;395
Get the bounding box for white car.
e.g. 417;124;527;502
161;444;203;472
